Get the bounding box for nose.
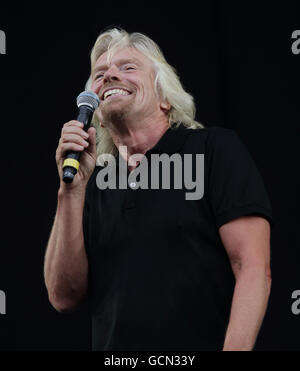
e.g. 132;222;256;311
103;65;121;83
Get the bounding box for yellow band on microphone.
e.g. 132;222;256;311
63;158;80;170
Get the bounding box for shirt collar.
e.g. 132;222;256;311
148;123;191;154
114;123;191;167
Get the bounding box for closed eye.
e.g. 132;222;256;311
122;64;137;71
95;73;104;80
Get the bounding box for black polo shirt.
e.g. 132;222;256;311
83;124;273;351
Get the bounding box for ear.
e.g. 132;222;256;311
160;100;171;113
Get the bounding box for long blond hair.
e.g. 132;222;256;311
85;28;204;157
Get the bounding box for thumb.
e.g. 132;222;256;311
87;126;97;156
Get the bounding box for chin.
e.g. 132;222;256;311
102;108;129;123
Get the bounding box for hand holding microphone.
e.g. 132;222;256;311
56;91;100;187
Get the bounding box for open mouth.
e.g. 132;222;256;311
102;88;132;101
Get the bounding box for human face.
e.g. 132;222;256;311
90;47;164;126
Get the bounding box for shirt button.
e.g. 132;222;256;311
129;182;137;189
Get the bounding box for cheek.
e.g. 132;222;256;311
143;85;160;107
144;76;159;103
90;80;102;95
136;81;157;105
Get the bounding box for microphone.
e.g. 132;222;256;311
62;91;100;183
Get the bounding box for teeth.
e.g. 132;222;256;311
104;89;130;100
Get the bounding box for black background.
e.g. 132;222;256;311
0;0;299;350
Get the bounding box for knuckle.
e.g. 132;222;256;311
62;120;81;133
61;135;68;143
63;121;71;129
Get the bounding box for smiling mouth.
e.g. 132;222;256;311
102;88;132;101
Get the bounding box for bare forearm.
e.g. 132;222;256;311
44;185;89;311
223;266;271;351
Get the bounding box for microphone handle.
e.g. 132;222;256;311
62;105;94;183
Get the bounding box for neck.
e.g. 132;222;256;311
106;114;169;169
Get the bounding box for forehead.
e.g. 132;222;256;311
93;46;152;70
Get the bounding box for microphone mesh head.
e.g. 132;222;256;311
76;91;100;110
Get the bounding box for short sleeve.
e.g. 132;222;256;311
206;128;273;229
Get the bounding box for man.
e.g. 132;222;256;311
44;28;273;351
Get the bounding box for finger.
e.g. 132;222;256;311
61;121;84;135
87;127;97;150
62;126;89;139
60;142;85;157
85;127;97;158
64;120;84;128
61;133;89;148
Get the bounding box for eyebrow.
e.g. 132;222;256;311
92;58;142;76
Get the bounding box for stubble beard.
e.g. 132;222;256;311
100;101;133;128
